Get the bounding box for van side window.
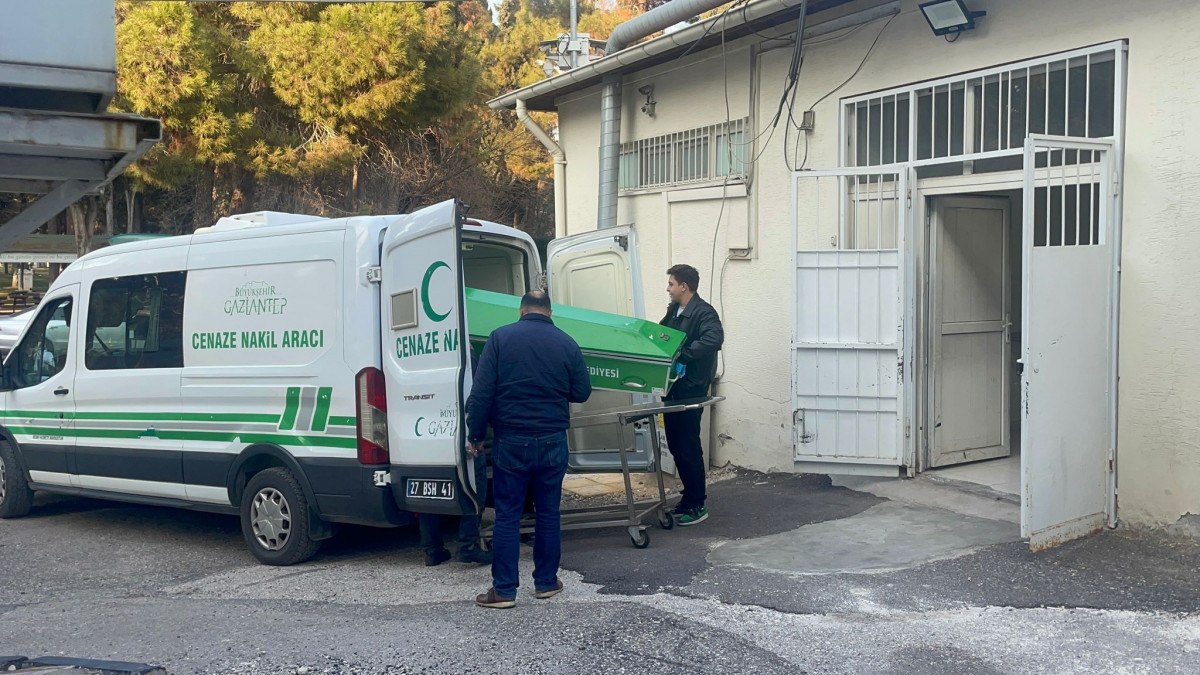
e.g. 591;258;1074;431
12;297;73;388
85;272;186;370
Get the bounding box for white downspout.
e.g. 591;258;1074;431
516;98;568;239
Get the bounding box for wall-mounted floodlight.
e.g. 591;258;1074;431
919;0;986;37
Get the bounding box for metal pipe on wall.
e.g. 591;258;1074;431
515;99;568;238
598;0;735;229
597;74;623;229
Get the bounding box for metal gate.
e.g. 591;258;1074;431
792;167;914;475
1020;135;1117;550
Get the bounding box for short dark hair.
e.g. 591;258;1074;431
667;264;700;294
520;289;552;312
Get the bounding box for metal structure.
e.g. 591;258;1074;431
1;0;161;253
0;108;161;252
483;397;723;549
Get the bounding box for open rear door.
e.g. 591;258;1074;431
792;166;915;476
1020;136;1117;550
546;225;652;472
379;199;477;515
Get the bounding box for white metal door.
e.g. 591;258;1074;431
546;225;652;472
1020;136;1116;550
792;167;914;475
930;197;1011;468
379;199;476;508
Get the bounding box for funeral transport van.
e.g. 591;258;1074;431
0;200;663;565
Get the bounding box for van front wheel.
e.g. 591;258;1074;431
240;468;322;566
0;442;34;519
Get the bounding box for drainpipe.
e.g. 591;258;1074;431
597;74;622;229
598;0;736;229
516;99;567;238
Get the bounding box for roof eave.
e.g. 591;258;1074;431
488;0;859;112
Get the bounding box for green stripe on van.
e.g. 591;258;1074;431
2;410;282;424
311;387;333;432
328;416;356;427
279;387;302;431
7;425;356;450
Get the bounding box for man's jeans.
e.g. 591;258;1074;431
491;432;569;598
419;452;488;553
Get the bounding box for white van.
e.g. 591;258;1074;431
0;200;650;565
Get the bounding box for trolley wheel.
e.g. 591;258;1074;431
658;510;675;530
629;527;650;549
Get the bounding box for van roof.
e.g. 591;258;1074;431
61;211;539;273
195;211;329;233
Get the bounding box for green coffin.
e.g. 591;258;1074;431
465;288;686;396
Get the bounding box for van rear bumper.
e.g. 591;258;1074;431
297;457;411;527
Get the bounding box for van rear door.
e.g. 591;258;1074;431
379;199;477;515
546;225;653;472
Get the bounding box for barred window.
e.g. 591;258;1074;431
845;45;1117;170
619;118;748;191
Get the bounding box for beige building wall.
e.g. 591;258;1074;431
552;0;1200;527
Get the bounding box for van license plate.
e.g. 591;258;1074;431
407;479;455;500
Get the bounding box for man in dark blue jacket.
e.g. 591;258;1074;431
468;290;591;609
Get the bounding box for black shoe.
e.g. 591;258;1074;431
424;548;452;567
457;546;493;565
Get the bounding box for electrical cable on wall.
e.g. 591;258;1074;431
708;2;735;303
690;2;897;376
786;11;898;171
676;0;751;63
743;4;808;168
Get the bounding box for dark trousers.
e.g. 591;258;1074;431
664;406;706;510
418;453;488;554
491;432;569;598
418;512;482;554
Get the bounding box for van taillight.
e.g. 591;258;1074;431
355;367;389;465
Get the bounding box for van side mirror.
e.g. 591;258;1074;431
0;360;11;393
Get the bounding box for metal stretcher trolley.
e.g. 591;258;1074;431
483;396;723;549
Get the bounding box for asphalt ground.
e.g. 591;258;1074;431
2;471;1199;674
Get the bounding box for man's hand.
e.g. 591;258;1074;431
467;441;482;457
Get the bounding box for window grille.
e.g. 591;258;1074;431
619;118;748;191
844;44;1120;169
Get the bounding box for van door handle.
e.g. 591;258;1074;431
54;387;69;396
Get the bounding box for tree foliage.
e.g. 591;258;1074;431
102;0;640;244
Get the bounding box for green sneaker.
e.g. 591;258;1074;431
676;506;709;526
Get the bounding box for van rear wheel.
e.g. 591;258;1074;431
0;442;34;519
240;467;322;566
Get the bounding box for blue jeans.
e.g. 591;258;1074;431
491;432;569;598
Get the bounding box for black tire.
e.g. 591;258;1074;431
240;467;322;566
0;441;34;519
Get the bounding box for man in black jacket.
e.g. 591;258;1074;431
467;290;592;608
660;264;724;526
